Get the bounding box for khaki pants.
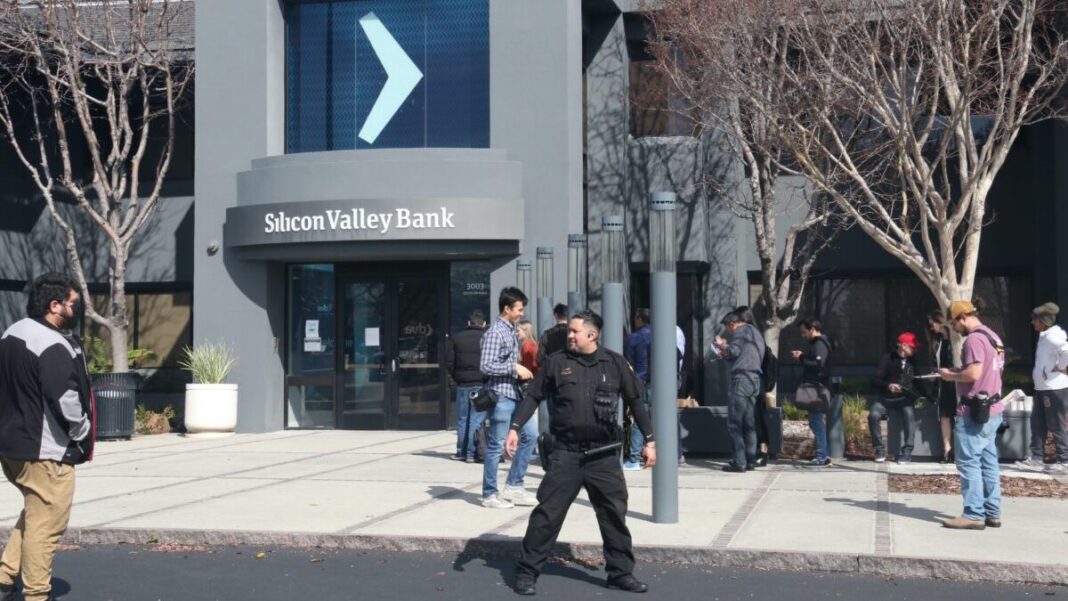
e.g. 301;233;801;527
0;459;75;601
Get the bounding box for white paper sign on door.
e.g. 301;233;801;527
304;320;320;338
365;327;380;347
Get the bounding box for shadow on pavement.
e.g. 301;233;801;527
426;485;484;507
412;450;462;462
451;540;605;590
824;496;954;523
52;577;72;598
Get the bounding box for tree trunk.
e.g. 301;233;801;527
109;245;130;372
763;321;782;396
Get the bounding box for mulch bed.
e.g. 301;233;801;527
889;474;1068;499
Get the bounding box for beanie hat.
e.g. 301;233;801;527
949;300;976;321
897;332;920;349
1032;302;1060;328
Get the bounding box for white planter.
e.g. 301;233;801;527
183;383;238;437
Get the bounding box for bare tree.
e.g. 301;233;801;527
771;0;1068;315
645;0;844;360
0;0;193;371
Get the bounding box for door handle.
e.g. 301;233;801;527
391;358;398;373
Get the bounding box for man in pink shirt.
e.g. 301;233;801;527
938;299;1005;530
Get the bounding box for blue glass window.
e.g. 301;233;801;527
286;0;490;152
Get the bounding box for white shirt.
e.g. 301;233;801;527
1033;324;1068;391
676;326;685;372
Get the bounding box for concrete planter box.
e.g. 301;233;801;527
679;406;783;456
183;384;238;437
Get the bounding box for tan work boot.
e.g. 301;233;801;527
942;516;986;530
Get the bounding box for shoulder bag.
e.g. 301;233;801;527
792;382;830;412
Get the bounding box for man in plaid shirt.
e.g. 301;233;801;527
480;287;538;508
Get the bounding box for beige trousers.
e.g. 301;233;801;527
0;458;76;601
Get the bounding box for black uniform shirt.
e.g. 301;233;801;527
511;346;654;445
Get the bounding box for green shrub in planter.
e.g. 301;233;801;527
178;342;237;384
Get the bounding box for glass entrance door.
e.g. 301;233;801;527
340;280;388;429
338;267;446;430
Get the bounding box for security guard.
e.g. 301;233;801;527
505;309;656;596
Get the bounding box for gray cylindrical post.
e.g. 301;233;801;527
536;248;554;433
601;217;625;355
828;375;845;459
516;261;534;297
650;192;678;524
567;234;588;312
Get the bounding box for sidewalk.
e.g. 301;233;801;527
4;431;1065;585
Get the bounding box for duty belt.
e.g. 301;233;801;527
555;440;623;456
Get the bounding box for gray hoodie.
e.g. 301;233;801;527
724;323;765;383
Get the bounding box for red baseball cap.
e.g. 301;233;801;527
897;332;920;349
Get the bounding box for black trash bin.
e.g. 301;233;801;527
91;372;136;439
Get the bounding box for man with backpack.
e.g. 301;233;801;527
735;306;774;466
938;299;1006;530
713;312;766;472
445;309;488;463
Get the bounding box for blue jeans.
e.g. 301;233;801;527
808;410;829;461
727;376;759;468
627;389;649;464
482;396;537;498
954;412;1003;521
455;385;486;459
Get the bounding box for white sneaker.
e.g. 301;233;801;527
481;494;514;509
501;485;537;507
1014;458;1046;472
1046;463;1068;475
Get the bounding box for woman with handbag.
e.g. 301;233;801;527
791;319;833;466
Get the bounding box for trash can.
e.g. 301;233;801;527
91;372;136;439
996;394;1032;462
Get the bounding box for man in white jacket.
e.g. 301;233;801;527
1017;302;1068;474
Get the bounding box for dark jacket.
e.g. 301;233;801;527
799;335;833;387
873;350;921;402
927;333;957;405
445;326;485;386
537;323;569;365
512;346;653;445
0;318;94;464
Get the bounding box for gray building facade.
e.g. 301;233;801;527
190;0;1068;433
196;0;587;432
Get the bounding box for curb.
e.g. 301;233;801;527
37;527;1068;587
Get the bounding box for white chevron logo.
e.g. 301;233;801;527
358;12;424;144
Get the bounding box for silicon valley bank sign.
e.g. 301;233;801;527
264;207;456;235
224;198;522;248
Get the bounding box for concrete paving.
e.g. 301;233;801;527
2;430;1064;585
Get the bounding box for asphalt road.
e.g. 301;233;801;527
27;545;1062;601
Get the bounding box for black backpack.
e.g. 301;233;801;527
760;346;779;393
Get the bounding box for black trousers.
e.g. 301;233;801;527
516;448;634;580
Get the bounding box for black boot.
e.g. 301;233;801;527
515;572;537;596
606;575;648;593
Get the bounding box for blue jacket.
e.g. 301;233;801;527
625;325;652;384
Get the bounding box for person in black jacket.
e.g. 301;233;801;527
0;273;94;601
870;332;924;464
537;303;569;365
791;319;833;466
927;310;958;463
445;309;487;462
